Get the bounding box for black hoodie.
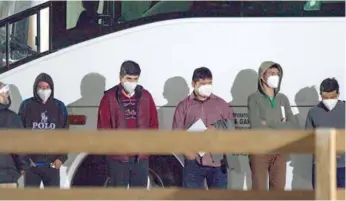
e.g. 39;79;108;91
0;96;30;183
18;73;69;164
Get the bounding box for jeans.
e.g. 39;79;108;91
183;159;227;189
107;157;148;187
24;167;60;187
312;165;345;188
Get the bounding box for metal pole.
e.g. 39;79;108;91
48;1;52;51
36;10;41;53
5;23;9;68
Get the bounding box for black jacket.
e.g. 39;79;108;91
0;97;30;183
18;73;69;164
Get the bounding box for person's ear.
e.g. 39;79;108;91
261;74;267;82
191;81;196;89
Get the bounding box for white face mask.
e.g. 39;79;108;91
122;81;137;95
266;75;280;89
197;84;213;97
0;94;9;105
322;99;338;111
37;89;51;102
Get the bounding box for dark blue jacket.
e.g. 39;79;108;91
0;97;30;183
19;73;69;164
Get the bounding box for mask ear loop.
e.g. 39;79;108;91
260;75;267;87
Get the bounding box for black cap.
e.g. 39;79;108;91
120;60;141;77
320;78;339;94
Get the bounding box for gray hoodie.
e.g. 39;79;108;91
306;100;345;168
247;61;299;130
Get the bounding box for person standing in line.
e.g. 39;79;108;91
97;60;158;188
305;78;345;188
247;61;298;190
19;73;69;187
172;67;235;189
0;82;30;188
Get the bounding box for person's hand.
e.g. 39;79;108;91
52;159;63;169
29;159;36;167
337;155;341;160
20;170;25;175
184;153;197;160
261;120;266;125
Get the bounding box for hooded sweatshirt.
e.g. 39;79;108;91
18;73;68;164
247;61;299;130
0;96;30;183
306;100;345;168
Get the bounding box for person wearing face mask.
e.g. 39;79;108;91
306;78;345;189
173;67;234;189
97;60;158;188
0;82;30;188
247;61;298;190
18;73;68;188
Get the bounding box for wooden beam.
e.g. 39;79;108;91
336;189;345;200
0;188;314;200
336;130;345;152
315;129;336;200
0;130;314;154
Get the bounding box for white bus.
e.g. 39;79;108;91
0;0;344;189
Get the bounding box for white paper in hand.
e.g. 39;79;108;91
198;152;206;157
281;106;286;119
188;119;207;131
187;119;207;157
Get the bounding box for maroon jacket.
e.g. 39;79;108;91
97;84;159;161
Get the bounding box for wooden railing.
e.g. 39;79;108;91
0;129;344;200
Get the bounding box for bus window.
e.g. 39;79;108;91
52;0;110;49
51;1;345;51
66;0;105;30
120;1;152;22
142;1;194;18
110;1;344;28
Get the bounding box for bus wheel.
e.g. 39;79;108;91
148;168;164;188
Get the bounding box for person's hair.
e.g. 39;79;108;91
119;60;141;77
270;64;279;69
320;78;339;94
192;67;212;82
